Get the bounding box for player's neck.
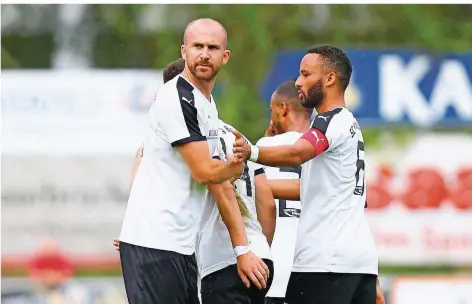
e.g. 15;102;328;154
183;69;215;101
285;117;310;133
315;95;345;114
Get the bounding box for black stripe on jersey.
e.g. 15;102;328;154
219;137;227;155
254;168;265;176
171;77;206;147
212;155;221;160
311;107;343;134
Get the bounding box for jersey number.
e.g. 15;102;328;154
354;140;365;197
241;166;252;197
278;167;302;218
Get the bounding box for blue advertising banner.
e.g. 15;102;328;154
262;50;472;127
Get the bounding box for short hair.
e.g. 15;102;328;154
275;79;299;100
274;79;310;116
306;44;352;92
163;58;185;83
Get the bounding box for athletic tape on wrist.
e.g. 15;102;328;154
249;145;259;162
233;245;251;257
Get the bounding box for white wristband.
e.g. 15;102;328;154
249;145;259;162
233;245;251;257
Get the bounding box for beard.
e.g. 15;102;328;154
301;79;324;109
273;119;283;135
188;61;219;81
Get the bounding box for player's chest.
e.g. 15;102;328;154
195;98;219;135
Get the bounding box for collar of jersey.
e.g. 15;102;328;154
178;74;214;103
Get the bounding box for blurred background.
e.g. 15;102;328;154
1;4;472;303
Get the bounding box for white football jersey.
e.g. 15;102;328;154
196;120;272;279
120;75;219;255
294;107;378;275
256;132;303;298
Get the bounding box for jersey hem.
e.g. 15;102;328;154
291;265;378;275
118;237;195;256
200;254;273;279
200;260;236;279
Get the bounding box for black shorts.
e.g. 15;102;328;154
120;241;199;304
285;272;377;304
264;297;285;304
201;259;274;304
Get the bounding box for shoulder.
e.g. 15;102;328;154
257;132;302;147
156;76;195;106
312;107;356;134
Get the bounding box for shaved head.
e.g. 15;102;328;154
181;18;230;82
183;18;228;48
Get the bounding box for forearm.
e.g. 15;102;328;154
257;204;276;246
256;146;303;167
268;179;301;201
255;175;276;245
201;159;240;185
209;182;249;247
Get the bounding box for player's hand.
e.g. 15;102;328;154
264;120;276;137
231;130;252;163
376;278;385;304
226;154;244;178
236;251;269;289
113;239;120;252
229;174;240;184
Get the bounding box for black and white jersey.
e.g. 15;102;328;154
294;107;378;275
120;75;220;255
256;131;303;298
196;120;271;279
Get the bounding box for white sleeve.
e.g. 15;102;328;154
155;85;206;147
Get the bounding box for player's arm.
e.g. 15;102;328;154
232;115;334;167
177;143;243;184
267;179;300;201
157;89;243;185
232;130;324;168
208;181;249;249
254;169;276;245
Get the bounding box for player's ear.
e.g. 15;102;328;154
181;44;186;59
281;101;289;117
222;49;231;65
325;71;336;88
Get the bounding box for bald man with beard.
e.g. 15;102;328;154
118;19;269;304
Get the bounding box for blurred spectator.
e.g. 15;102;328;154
27;238;91;304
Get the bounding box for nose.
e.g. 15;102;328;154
200;48;210;60
295;76;303;89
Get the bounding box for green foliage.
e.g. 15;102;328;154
2;4;471;142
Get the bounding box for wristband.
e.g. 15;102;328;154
249;145;259;162
233;245;251;257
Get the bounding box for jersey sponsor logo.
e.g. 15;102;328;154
318;115;329;122
209;129;218;137
282;207;301;218
277;167;302;218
